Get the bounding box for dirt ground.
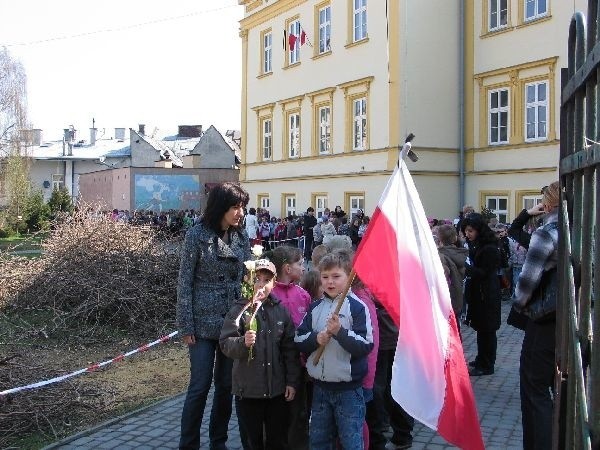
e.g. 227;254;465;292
2;337;190;448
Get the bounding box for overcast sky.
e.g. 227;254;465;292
0;0;242;141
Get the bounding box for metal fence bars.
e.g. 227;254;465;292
557;4;599;449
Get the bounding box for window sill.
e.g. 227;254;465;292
283;62;301;71
345;37;369;49
480;26;514;39
312;50;332;61
524;137;548;144
257;72;273;79
517;15;552;29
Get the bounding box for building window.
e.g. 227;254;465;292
319;5;331;53
489;88;509;145
353;0;367;42
525;0;547;21
318;106;331;154
489;0;508;30
353;97;367;150
486;195;508;223
347;193;365;218
52;174;64;190
262;118;272;160
315;195;328;218
525;81;548;142
258;194;270;212
262;30;272;74
285;195;296;217
288;112;300;158
522;194;542;210
289;19;301;65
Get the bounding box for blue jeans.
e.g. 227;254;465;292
310;385;365;450
179;339;233;450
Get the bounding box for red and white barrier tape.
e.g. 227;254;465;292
0;331;179;397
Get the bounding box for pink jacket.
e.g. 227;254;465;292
352;286;379;390
272;281;311;328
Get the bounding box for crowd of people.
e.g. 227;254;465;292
175;180;560;450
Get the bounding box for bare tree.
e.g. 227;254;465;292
0;47;28;149
0;47;30;224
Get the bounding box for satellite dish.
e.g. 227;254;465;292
99;156;106;163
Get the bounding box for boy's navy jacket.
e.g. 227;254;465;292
294;292;374;390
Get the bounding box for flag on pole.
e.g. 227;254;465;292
353;152;485;450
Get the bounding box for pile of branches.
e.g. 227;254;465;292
0;353;112;448
0;207;181;340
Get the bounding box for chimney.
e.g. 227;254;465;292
90;128;97;145
63;128;74;156
114;127;126;141
32;129;42;146
138;124;146;135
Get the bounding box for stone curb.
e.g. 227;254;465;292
42;392;186;449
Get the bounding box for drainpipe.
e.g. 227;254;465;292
459;0;466;211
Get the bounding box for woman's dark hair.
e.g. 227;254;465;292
249;207;256;215
460;213;496;244
202;182;249;232
263;246;303;275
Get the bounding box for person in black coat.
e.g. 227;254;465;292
303;207;317;259
462;213;501;376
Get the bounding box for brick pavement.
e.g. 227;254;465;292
45;302;524;450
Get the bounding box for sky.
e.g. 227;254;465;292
0;0;243;141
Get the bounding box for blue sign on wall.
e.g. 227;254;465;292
134;174;201;211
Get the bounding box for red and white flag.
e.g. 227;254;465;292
353;154;485;450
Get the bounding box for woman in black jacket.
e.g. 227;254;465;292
462;213;501;376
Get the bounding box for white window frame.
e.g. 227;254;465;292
489;0;508;31
319;5;331;54
318;105;331;154
486;196;509;223
489;88;510;145
262;118;272;160
524;0;547;21
349;195;365;218
353;97;367;151
260;196;270;212
524;80;548;142
285;195;297;217
263;31;272;73
52;174;64;190
522;195;542;211
353;0;367;42
289;19;301;65
289;113;300;158
315;195;328;218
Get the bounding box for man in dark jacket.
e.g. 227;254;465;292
303;207;317;259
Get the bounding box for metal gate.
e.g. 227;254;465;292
557;4;599;450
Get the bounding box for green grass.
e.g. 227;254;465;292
4;432;54;450
0;233;45;252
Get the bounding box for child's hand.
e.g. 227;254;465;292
316;330;331;346
326;314;341;336
244;330;256;348
284;386;296;401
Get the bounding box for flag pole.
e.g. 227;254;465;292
311;268;356;365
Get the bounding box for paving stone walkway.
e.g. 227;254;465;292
45;302;524;450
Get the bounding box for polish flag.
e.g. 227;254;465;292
353;150;484;449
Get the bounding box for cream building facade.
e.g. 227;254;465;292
239;0;584;222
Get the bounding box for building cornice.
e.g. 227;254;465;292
240;0;309;32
